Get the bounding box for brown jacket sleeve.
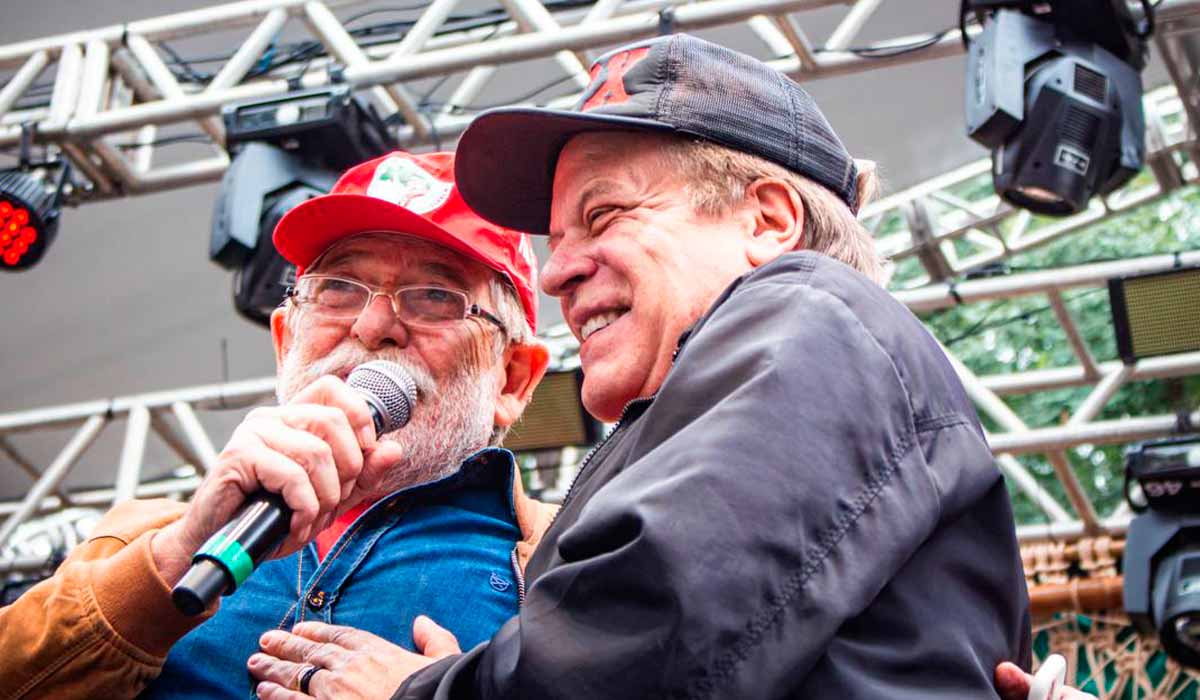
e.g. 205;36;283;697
0;499;214;700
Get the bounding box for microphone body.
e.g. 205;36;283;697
171;361;416;616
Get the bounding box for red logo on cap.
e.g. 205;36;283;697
581;47;650;111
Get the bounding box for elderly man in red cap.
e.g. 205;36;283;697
0;151;553;700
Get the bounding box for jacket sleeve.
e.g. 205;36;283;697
395;275;996;699
0;499;213;700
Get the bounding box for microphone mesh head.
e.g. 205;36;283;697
347;361;417;433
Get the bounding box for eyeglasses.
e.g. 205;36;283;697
288;275;507;335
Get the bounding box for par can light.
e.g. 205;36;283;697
0;168;66;272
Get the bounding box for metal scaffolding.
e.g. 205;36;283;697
1;0;1199;571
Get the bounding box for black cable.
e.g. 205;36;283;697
941;287;1106;347
111;133;211;150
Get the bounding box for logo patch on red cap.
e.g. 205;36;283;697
366;156;452;214
581;47;650;111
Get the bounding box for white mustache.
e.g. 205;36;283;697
302;344;438;396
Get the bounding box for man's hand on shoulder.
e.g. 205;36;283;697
248;617;460;699
996;661;1097;700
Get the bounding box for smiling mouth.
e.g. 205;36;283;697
580;309;629;341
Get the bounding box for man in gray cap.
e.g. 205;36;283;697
251;35;1089;700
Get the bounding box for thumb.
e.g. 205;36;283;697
413;615;461;659
995;661;1031;700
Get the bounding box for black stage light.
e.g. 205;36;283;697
0;163;70;272
1123;436;1200;669
964;0;1150;216
210;85;396;326
1108;265;1200;364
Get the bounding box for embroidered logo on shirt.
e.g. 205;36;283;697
489;572;512;592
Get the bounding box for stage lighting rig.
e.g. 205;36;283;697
1124;436;1200;669
963;0;1152;216
0;162;70;272
210;85;396;326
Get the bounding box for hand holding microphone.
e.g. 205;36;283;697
153;361;416;616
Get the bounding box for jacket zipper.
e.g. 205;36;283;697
557;395;654;513
509;546;526;604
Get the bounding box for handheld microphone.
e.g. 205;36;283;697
171;361;417;616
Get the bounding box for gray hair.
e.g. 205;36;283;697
654;136;888;284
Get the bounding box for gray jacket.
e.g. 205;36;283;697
397;251;1032;699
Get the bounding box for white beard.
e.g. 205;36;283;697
276;339;500;499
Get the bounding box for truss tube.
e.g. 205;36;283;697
75;40;110;120
171;401;219;473
943;348;1093;524
137;156;231;193
990;411;1200;454
149;411;210;472
823;0;883;51
782;27;971;80
207;8;289;92
770;14;818;70
442;66;497;115
942;350;1075;522
0;435;72;505
0;415;106;550
1017;514;1131;543
46;43;82;129
983;352;1200;396
347;0;844;85
748;15;798;58
110;48;161;103
996;454;1074;523
0;50;48;119
896;250;1200;313
1069;365;1135;426
498;0;592;88
124;34;226;147
0;377;275;434
59;141;118;195
0;0;365;69
115;404;151;504
1047;290;1101;380
303;1;429;139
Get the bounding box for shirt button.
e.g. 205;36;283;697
307;590;326;610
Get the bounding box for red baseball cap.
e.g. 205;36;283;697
273;151;538;332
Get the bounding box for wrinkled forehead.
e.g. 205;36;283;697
308;232;492;288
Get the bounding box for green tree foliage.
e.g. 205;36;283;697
908;183;1200;525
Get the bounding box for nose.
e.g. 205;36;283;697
540;237;596;299
349;293;412;349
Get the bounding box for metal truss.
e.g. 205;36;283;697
0;0;1184;202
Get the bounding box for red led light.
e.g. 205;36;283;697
6;222;16;232
0;233;9;245
12;209;29;225
3;250;19;266
14;241;27;254
0;201;11;217
19;227;36;244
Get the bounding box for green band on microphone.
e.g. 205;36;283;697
197;534;254;588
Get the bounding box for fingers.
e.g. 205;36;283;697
292;375;378;452
254;680;310;700
247;653;317;698
994;661;1030;700
413;616;461;659
258;630;344;668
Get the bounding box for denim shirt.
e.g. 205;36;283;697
143;449;523;699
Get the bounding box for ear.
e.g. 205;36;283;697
493;339;551;429
743;178;805;268
270;306;293;371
